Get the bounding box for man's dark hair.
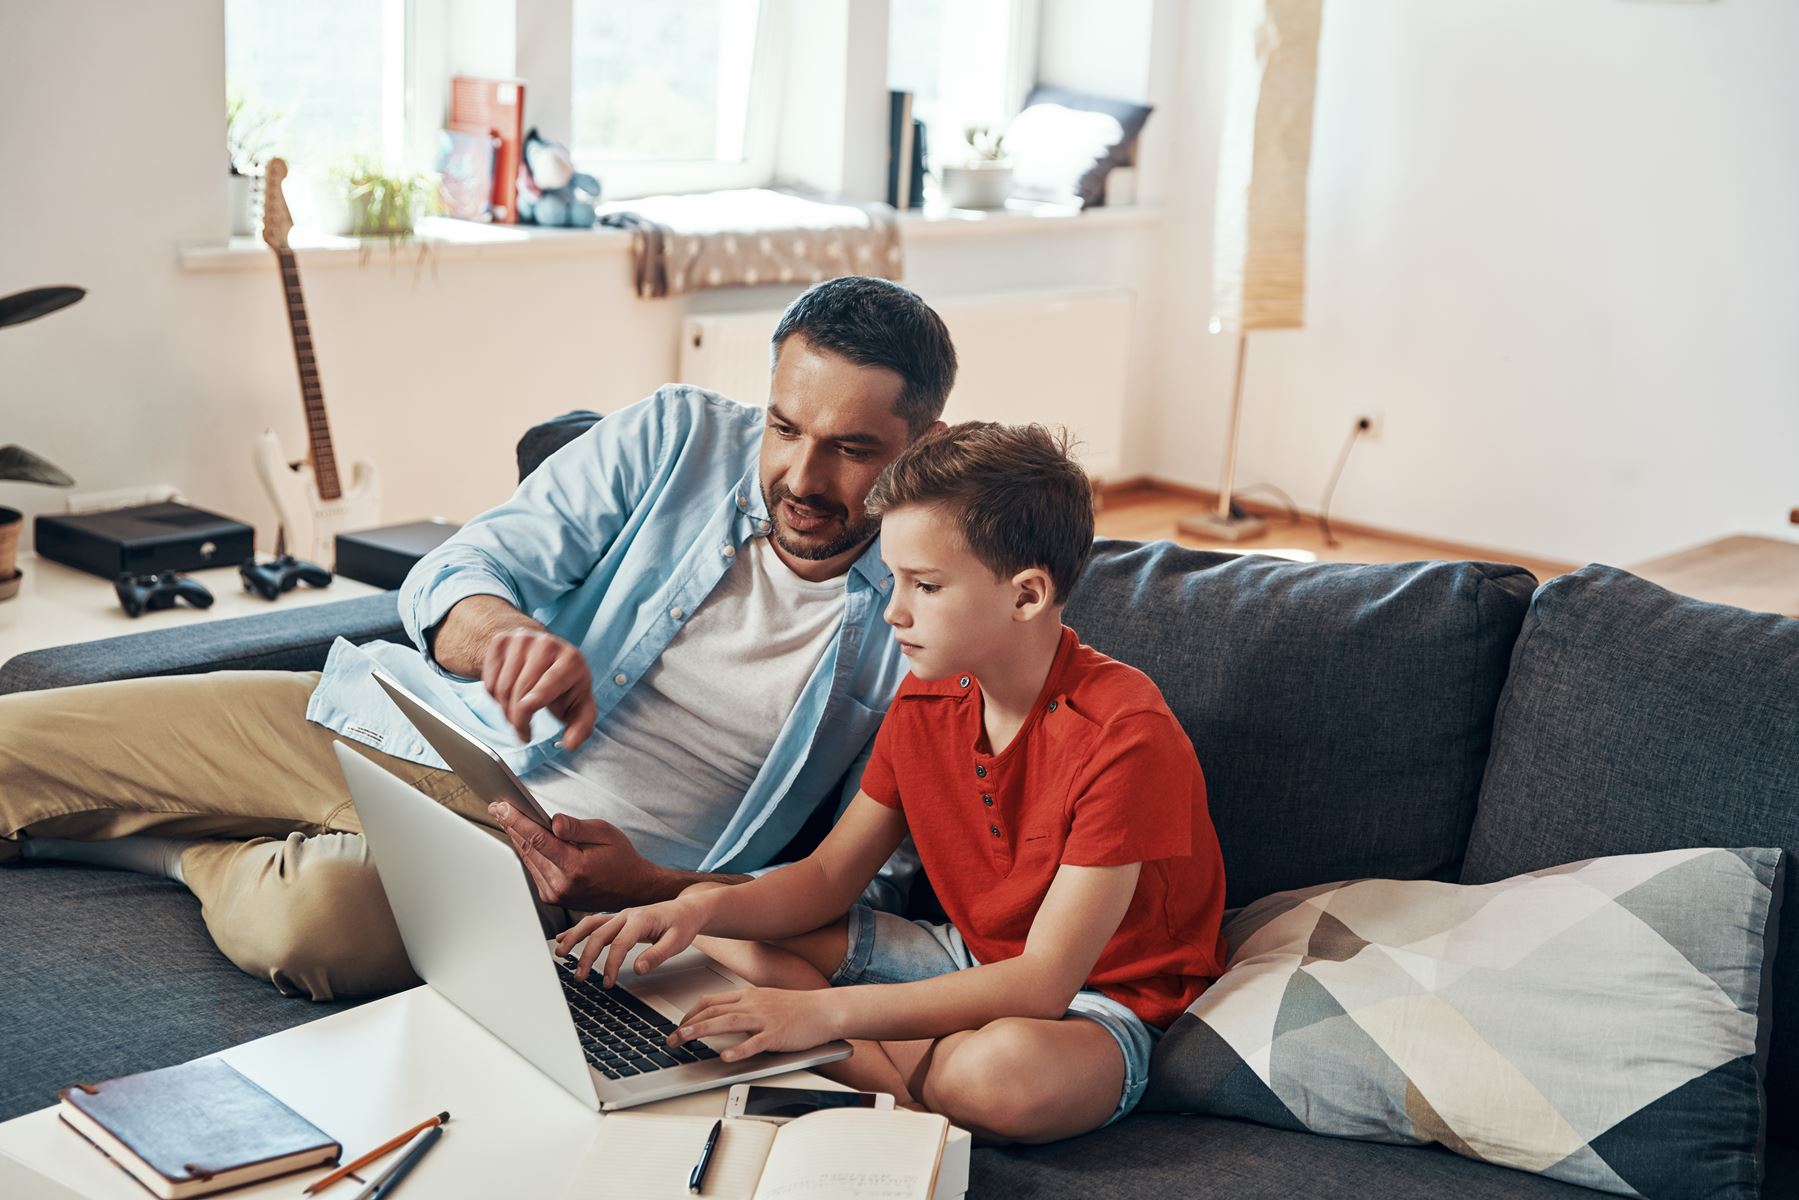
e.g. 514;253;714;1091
770;276;958;436
865;422;1095;603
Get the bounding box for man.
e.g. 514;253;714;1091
0;276;958;1002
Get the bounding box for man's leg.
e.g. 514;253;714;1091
0;671;485;999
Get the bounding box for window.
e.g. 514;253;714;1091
888;0;1039;173
224;0;406;173
566;0;778;197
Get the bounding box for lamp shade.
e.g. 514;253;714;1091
1211;0;1323;334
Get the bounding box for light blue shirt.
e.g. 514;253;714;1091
307;386;913;904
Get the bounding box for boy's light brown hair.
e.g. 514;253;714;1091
865;421;1095;603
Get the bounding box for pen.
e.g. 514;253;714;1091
305;1112;450;1194
353;1124;442;1200
688;1118;723;1195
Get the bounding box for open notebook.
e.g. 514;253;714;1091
562;1107;950;1200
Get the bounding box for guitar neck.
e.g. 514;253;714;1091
274;248;343;500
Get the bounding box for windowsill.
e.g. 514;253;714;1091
899;200;1162;239
177;204;1163;273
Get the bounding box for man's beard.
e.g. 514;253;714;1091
763;483;879;562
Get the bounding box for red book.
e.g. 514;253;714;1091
449;76;525;223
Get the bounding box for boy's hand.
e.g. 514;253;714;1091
671;987;840;1062
554;895;707;986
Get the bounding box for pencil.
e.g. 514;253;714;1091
304;1112;451;1194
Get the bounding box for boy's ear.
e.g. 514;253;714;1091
1009;566;1055;620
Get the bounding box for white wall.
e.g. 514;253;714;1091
1147;0;1799;566
0;0;1161;556
7;1;1793;572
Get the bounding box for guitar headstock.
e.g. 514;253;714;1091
261;157;293;251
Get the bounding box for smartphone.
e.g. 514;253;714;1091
724;1084;895;1124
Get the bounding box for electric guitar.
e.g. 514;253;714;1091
254;158;381;565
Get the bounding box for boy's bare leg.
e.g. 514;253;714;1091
905;1016;1124;1144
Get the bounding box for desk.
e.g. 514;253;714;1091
0;987;970;1199
0;553;382;667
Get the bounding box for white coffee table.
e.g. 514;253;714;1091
0;552;382;668
0;987;970;1199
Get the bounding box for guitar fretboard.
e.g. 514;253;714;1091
274;248;343;500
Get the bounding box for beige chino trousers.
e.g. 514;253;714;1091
0;670;550;1001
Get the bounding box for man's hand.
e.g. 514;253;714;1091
489;803;667;910
481;627;597;748
671;987;841;1063
553;895;709;985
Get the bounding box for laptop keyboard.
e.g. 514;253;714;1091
556;955;721;1080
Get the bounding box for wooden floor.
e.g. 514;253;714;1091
1093;481;1576;584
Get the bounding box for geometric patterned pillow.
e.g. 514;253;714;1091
1140;848;1786;1199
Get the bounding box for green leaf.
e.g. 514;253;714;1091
0;287;86;329
0;445;75;486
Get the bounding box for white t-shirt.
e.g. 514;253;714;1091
521;535;847;870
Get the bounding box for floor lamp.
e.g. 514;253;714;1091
1179;0;1323;543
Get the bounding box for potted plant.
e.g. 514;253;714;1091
939;123;1013;210
0;287;80;600
337;157;442;240
227;92;282;237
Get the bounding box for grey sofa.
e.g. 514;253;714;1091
4;537;1795;1196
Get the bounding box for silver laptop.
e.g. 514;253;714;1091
332;742;851;1110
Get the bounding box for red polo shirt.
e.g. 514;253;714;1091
859;626;1228;1028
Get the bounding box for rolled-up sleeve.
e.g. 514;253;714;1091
398;389;674;674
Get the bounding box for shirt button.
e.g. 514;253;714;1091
958;675;970;688
981;794;993;807
990;826;1001;838
723;545;736;558
975;764;987;779
670;607;684;620
878;579;890;591
1047;700;1059;713
757;521;771;533
737;494;748;507
613;673;627;686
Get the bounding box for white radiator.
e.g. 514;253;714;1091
678;288;1133;480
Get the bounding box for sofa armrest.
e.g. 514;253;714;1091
0;592;405;695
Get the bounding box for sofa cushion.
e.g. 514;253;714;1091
516;409;603;483
0;592;404;695
1141;848;1784;1199
1062;541;1536;908
970;1113;1606;1199
1460;566;1799;1147
0;863;359;1124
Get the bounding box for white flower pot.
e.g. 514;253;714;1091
228;172;263;238
939;162;1014;210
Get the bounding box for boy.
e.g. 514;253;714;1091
554;423;1227;1142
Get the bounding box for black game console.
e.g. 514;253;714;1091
36;502;255;580
334;519;460;590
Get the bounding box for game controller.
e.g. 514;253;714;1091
239;554;333;601
115;571;215;618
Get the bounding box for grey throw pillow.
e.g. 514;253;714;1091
1004;85;1153;208
1142;848;1785;1199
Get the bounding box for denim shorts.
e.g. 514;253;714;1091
830;904;1159;1126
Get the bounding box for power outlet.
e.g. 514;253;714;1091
1355;412;1385;440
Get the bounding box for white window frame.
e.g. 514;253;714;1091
519;0;788;201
